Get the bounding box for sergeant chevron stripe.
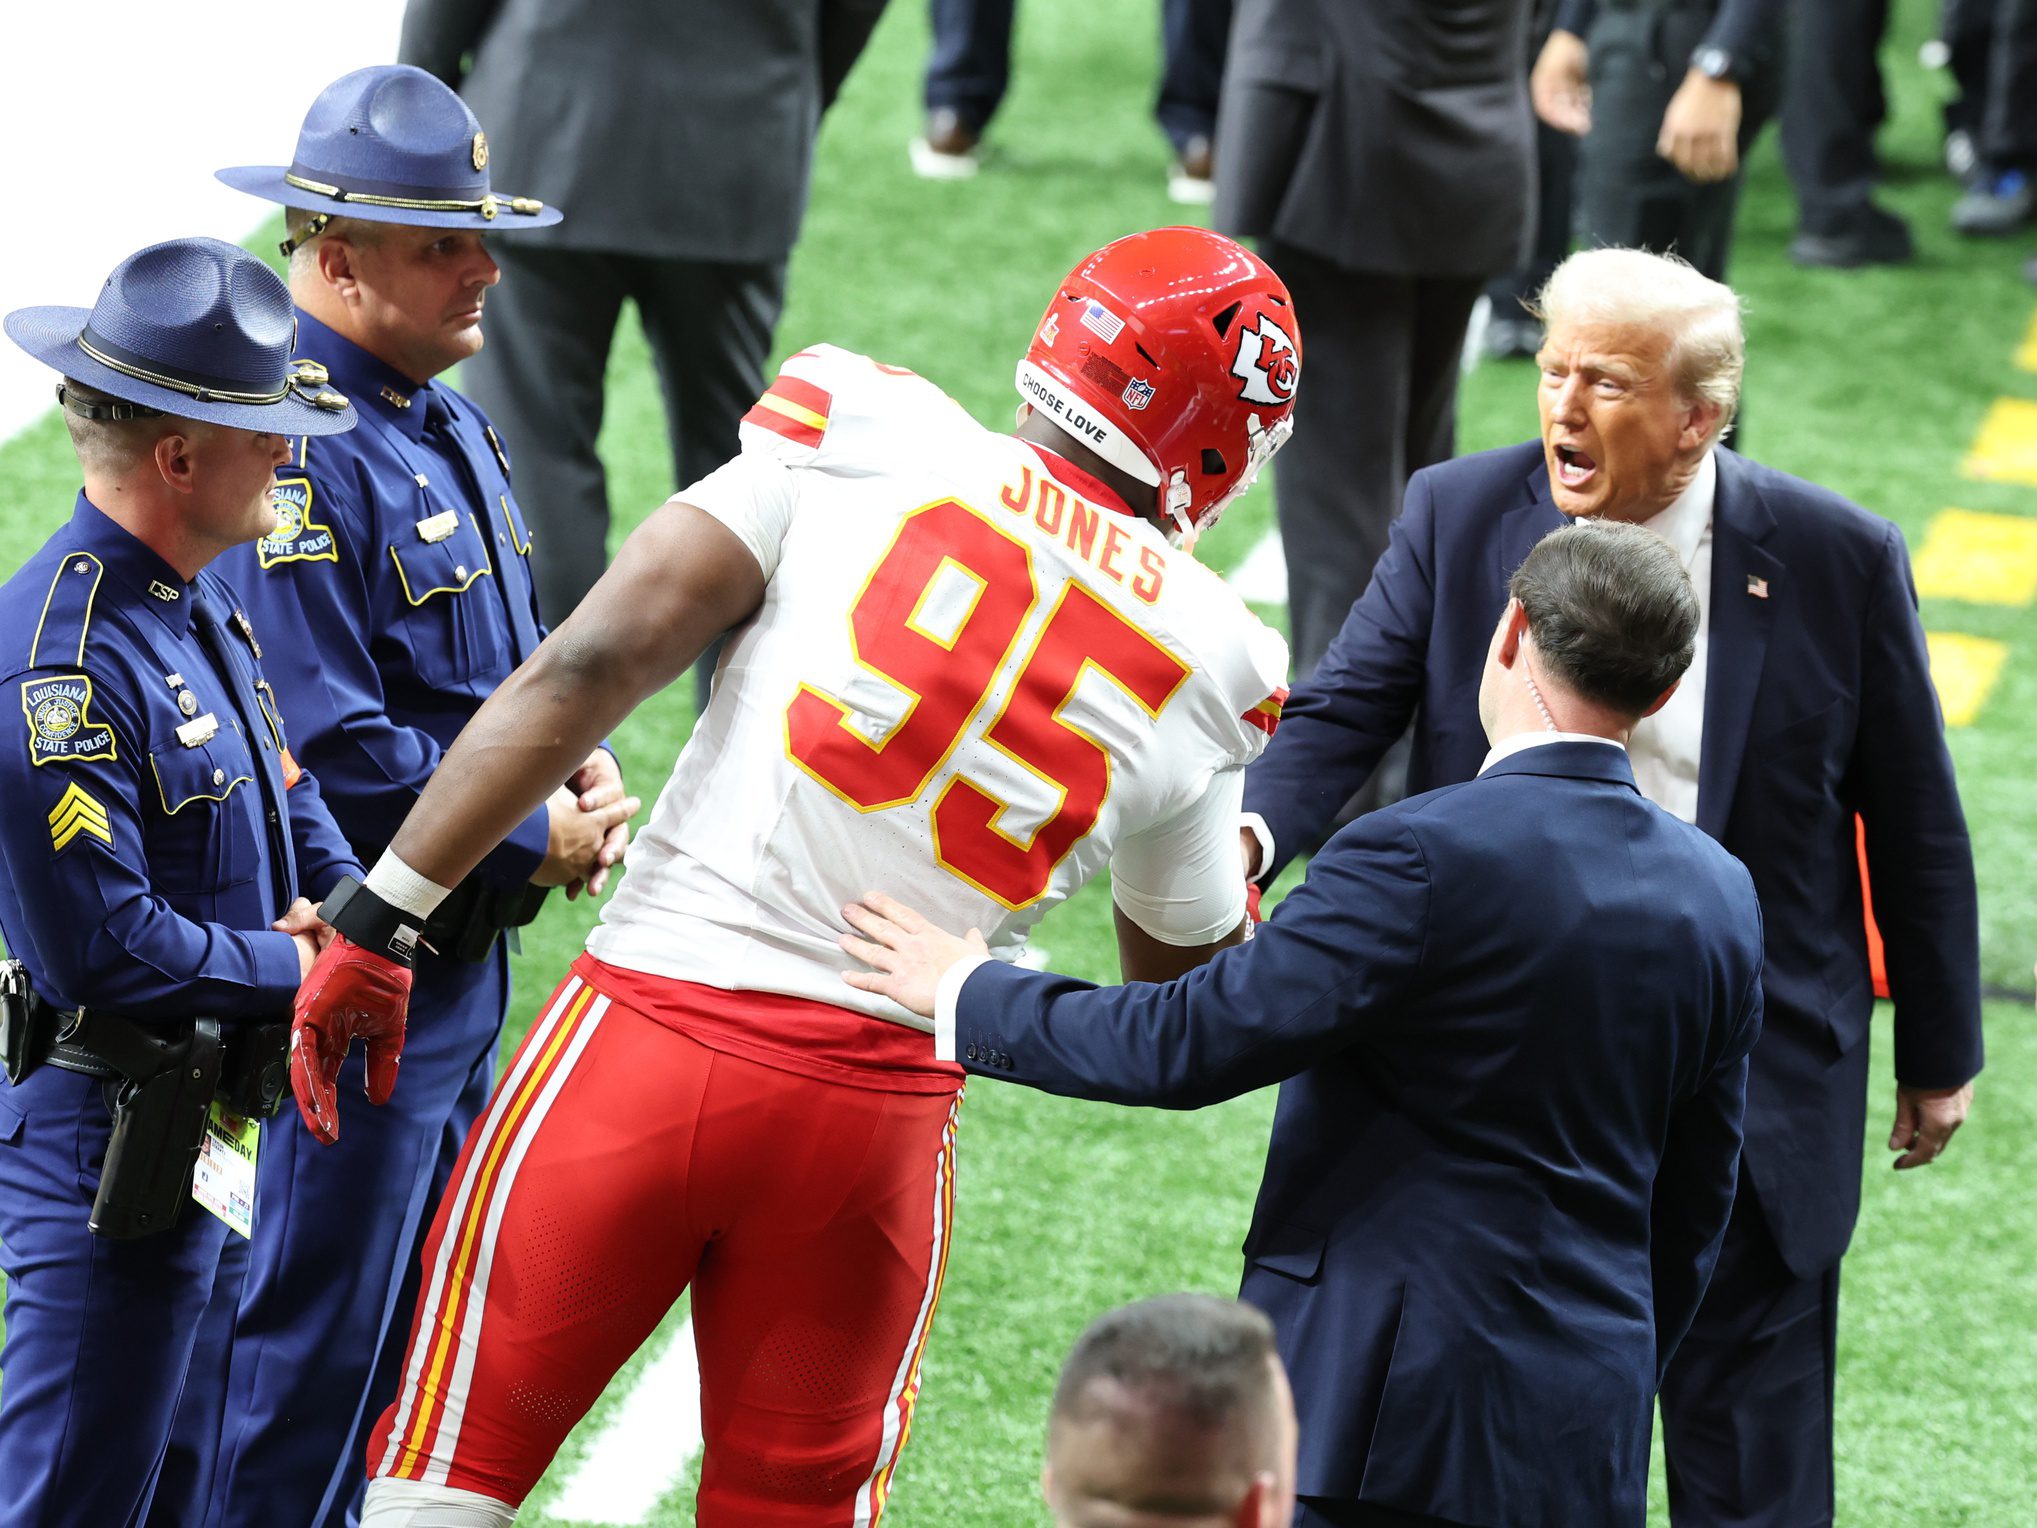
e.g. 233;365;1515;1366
48;781;111;853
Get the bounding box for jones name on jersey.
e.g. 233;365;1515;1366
586;345;1290;1031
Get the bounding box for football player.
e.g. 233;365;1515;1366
299;226;1302;1527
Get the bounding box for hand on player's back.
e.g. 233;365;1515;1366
840;893;989;1018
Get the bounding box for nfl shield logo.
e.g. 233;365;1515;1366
1122;378;1156;411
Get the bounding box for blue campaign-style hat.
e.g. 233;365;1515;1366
4;237;356;436
216;65;563;248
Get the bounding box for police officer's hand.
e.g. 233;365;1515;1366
273;897;336;979
1531;30;1592;137
536;781;641;892
566;748;634;898
1658;71;1742;183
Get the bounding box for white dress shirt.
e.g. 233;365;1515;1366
1625;450;1716;824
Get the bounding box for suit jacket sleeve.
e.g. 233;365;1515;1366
1847;523;1983;1089
1650;960;1762;1379
397;0;507;85
819;0;890;109
955;812;1430;1108
1241;470;1440;880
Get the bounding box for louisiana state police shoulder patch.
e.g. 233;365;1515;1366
258;477;338;568
22;674;116;767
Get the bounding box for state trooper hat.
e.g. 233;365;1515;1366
217;64;564;252
4;237;357;436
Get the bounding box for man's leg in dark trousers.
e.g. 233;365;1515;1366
457;242;628;625
1578;4;1778;281
924;0;1018;131
633;254;786;711
1264;243;1480;684
1660;1181;1840;1528
1156;0;1233;153
1781;0;1893;236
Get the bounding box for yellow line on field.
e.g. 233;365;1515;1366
1924;632;2009;727
1913;508;2037;605
2017;309;2037;373
1961;397;2037;487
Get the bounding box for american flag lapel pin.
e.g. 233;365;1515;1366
1746;574;1770;599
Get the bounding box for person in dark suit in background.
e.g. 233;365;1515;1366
400;0;889;702
1239;246;1984;1527
1213;0;1533;682
912;0;1234;203
841;518;1766;1528
1044;1295;1297;1528
1532;0;1782;282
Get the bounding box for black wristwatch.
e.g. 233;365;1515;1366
1691;45;1736;81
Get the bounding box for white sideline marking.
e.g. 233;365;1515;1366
1227;531;1288;607
550;1320;704;1525
0;2;403;448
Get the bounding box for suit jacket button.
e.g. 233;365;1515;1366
965;1044;978;1061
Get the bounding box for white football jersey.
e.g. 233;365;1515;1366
586;345;1290;1031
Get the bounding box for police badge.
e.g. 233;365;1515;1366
22;675;116;767
258;477;338;568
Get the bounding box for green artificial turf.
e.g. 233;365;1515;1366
3;0;2036;1521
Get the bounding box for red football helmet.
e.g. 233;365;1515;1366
1017;226;1301;547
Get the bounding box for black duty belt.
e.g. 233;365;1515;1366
1;960;292;1239
420;874;551;965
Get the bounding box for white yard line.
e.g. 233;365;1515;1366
0;3;405;446
549;1320;705;1526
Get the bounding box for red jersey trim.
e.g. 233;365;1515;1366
573;953;962;1095
1242;686;1288;737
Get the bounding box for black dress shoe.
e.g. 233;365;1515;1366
1788;204;1915;268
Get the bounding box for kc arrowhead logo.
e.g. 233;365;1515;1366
1230;312;1299;406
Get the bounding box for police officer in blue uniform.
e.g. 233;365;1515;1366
0;237;365;1527
158;66;639;1528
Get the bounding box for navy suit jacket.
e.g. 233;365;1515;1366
952;743;1765;1525
1244;442;1983;1275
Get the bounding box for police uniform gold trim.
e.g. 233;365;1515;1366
279;172;544;222
47;780;113;854
150;748;253;815
388;513;493;605
29;552;103;668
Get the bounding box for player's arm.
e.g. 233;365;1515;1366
389;500;766;887
1108;767;1252;984
288;498;768;1144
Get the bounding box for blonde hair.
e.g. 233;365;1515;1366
1528;248;1745;442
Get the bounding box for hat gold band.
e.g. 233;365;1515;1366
282;172;546;221
74;336;349;413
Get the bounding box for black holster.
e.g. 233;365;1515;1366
82;1013;224;1240
218;1021;291;1120
422;877;550;964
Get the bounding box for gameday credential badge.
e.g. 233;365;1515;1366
258;477;338;569
22;674;116;767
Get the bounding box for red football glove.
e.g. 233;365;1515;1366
290;934;412;1145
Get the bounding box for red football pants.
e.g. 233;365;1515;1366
365;961;963;1524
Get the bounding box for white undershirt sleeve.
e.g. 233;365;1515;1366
1108;767;1250;947
674;452;800;580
